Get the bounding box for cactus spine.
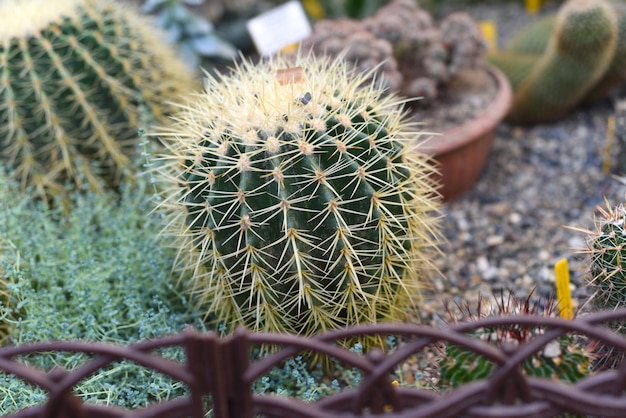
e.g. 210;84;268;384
506;0;618;125
0;0;196;195
155;55;441;339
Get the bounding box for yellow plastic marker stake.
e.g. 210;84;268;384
603;115;615;175
479;20;498;52
525;0;542;15
302;0;325;19
555;259;573;319
279;43;299;55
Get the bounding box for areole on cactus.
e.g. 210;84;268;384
154;54;441;338
0;0;196;196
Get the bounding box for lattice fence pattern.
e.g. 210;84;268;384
3;309;626;417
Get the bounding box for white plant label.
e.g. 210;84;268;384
247;1;312;57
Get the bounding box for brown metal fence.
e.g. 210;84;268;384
3;309;626;418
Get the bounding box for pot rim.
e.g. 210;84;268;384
417;64;513;157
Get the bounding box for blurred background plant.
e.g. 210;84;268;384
137;0;238;69
299;0;487;107
312;0;389;18
614;99;626;174
0;0;197;198
487;0;626;125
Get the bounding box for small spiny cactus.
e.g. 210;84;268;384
439;291;595;389
154;54;441;342
584;200;626;329
0;0;196;196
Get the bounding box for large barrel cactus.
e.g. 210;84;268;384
0;0;196;195
155;55;441;338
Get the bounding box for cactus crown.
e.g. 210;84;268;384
155;54;441;338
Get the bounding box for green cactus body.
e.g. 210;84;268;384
588;202;626;320
0;0;195;195
439;293;595;407
582;1;626;102
156;55;441;338
506;14;556;56
440;334;592;387
487;51;539;90
506;0;617;125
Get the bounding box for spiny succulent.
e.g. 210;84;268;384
300;0;487;106
0;0;196;196
154;54;441;341
439;291;595;389
507;0;618;125
489;0;626;125
567;197;626;370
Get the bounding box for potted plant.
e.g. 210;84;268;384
299;0;513;201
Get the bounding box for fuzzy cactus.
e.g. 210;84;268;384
439;292;595;389
154;54;441;340
500;1;626;104
505;14;556;56
506;0;618;124
489;0;626;125
299;0;487;106
0;0;196;196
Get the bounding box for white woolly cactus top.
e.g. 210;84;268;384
0;0;84;41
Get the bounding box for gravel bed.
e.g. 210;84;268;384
420;1;626;322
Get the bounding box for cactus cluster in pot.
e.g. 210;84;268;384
153;54;442;343
0;0;196;196
299;0;487;106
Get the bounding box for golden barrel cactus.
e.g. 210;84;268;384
154;55;441;339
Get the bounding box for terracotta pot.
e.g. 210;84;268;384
418;65;513;202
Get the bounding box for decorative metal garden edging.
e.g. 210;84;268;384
3;309;626;418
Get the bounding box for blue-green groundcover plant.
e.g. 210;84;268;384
0;158;364;412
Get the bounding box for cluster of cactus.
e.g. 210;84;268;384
0;0;196;196
489;0;626;125
154;54;441;342
299;0;487;106
439;291;595;389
